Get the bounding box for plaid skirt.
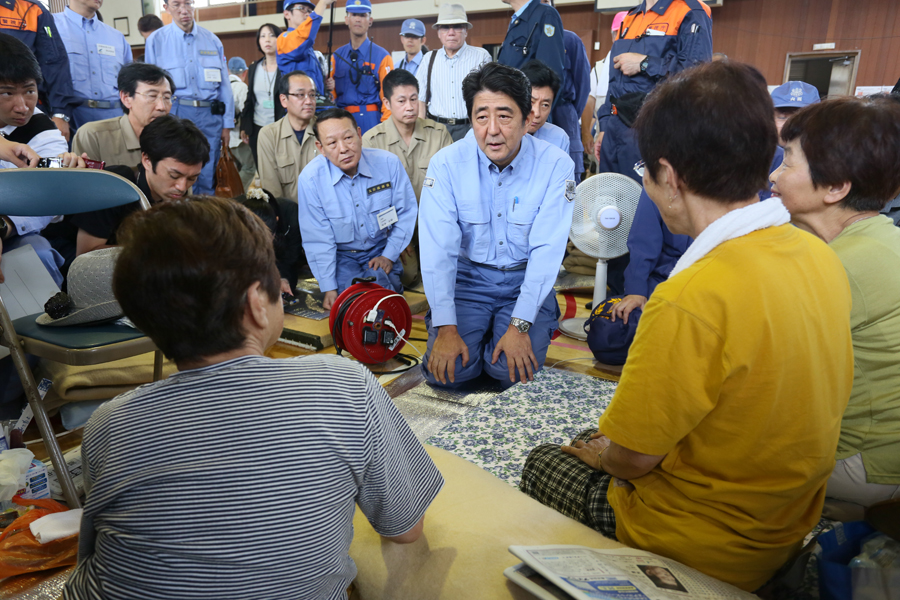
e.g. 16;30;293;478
520;429;618;539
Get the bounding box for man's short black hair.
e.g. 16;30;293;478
520;59;560;101
635;61;777;204
278;70;313;98
0;34;42;86
462;62;531;123
382;68;418;102
118;63;175;114
312;107;357;141
137;14;164;34
140;115;211;170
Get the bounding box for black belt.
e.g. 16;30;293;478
80;99;122;109
427;113;470;126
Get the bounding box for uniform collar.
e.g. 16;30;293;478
64;6;97;30
385;117;426;148
440;42;468;59
279;114;316;145
512;0;535;20
635;0;670;15
403;50;423;66
135;164;155;204
327;149;371;183
121;115;141;152
473;132;530;174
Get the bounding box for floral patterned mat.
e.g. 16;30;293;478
426;369;618;488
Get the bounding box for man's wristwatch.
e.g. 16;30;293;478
639;56;649;73
51;113;70;123
510;317;532;334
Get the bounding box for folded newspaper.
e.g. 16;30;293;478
504;545;759;600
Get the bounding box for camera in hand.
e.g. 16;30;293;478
37;157;106;170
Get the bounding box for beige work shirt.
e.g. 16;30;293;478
257;115;319;201
362;117;452;200
71;115;142;167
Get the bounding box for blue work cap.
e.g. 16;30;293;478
771;81;821;109
400;18;425;37
345;0;372;14
283;0;316;10
227;56;247;74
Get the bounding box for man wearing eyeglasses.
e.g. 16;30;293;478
276;0;335;96
257;70;320;200
72;63;174;167
325;0;393;135
416;4;489;142
144;0;234;196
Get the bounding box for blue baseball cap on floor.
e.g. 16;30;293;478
345;0;372;14
771;81;820;109
400;19;425;37
585;296;641;366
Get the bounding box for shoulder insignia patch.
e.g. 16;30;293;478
544;24;556;37
565;180;576;202
423;177;435;188
367;182;392;195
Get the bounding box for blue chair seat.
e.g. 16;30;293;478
13;313;145;350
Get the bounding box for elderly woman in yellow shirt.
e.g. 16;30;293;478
521;61;855;593
770;96;900;520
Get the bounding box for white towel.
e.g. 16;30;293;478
669;199;791;278
29;508;83;544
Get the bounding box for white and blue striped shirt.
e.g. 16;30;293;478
64;354;443;600
416;43;491;119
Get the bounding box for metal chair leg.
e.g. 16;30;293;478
152;349;162;382
0;307;81;508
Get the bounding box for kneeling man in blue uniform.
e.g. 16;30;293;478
297;108;417;310
420;63;575;388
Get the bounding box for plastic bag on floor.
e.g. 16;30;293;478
0;495;78;578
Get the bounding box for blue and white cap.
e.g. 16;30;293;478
400;18;425;37
345;0;372;14
771;81;821;109
283;0;316;9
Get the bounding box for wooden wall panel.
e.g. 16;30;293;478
213;0;900;88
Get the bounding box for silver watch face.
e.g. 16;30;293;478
511;318;531;333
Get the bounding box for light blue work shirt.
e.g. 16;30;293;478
398;50;423;76
55;7;132;103
144;22;234;128
297;148;417;292
420;133;575;327
532;122;570;154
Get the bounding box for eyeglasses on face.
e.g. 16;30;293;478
285;91;317;101
133;91;174;104
437;25;466;31
167;1;194;12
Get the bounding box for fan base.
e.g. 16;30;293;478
559;318;589;341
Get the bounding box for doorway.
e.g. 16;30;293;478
783;51;861;99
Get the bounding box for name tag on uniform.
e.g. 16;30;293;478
97;43;116;56
367;182;392;195
645;28;665;36
377;206;399;230
263;99;275;109
204;68;221;83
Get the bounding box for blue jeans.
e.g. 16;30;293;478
335;242;403;294
422;258;560;389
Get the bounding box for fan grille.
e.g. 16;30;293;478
569;173;643;260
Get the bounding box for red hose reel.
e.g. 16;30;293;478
329;279;412;364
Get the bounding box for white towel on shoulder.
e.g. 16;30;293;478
669;199;791;278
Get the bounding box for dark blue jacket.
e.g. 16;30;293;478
597;0;712;133
498;0;566;92
0;0;79;119
551;30;591;163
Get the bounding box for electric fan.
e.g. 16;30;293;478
558;173;642;341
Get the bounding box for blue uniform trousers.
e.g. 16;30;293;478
422;258;560;389
72;105;123;131
598;115;642;185
345;105;382;136
335;241;403;294
171;104;222;196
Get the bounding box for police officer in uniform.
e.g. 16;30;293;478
325;0;393;134
55;0;132;130
397;19;426;76
498;0;566;95
419;63;575;389
297;108;417;310
145;0;234;196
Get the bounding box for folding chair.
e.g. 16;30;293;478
0;169;160;508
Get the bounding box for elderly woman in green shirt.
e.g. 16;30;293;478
770;95;900;519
